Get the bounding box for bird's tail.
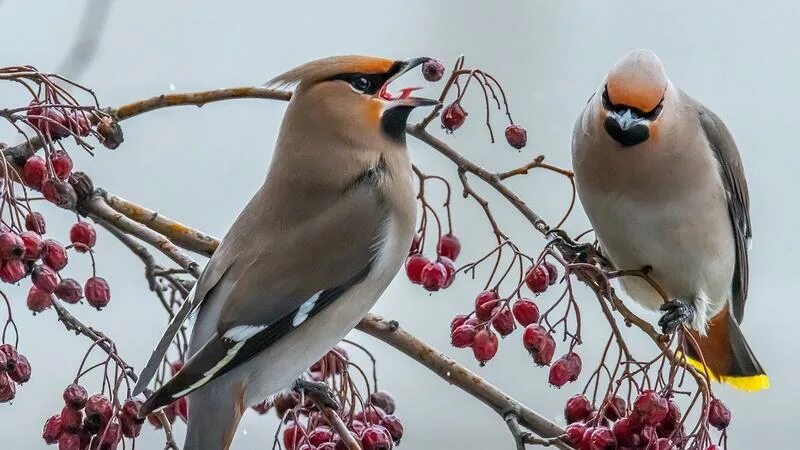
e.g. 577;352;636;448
684;307;769;392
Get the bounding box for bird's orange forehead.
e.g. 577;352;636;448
605;50;668;112
339;56;395;75
606;77;665;113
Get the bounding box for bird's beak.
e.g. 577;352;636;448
603;108;650;147
608;108;644;131
377;57;440;108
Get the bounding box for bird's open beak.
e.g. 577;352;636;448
377;57;439;108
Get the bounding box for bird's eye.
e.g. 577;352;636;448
351;77;372;92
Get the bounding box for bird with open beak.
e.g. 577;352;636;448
572;49;768;391
132;55;438;449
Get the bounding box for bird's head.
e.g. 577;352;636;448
595;49;669;147
268;56;439;143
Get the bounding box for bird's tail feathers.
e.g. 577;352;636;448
684;307;769;392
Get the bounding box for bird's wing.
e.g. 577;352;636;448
696;102;751;323
139;181;387;412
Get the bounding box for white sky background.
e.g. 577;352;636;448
0;0;797;448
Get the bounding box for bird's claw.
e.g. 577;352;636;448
658;299;695;334
546;228;596;263
292;379;340;410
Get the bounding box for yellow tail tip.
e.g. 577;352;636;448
684;356;770;392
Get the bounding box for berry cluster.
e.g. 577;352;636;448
562;391;731;450
0;343;31;402
405;232;460;292
42;383;145;449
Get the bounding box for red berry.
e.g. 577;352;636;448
283;424;303;450
42;239;68;270
404;254;429;284
25;212;46;234
565;423;587;446
21;231;45;260
354;406;385;424
63;384;89;410
661;399;681;427
95;422;122;449
58;432;82;450
438;256;456;288
54;278;83;304
27;286;52;313
549;352;582;387
604;394;627;421
525;265;549;293
67;112;91;137
437;233;461;260
360;424;393;450
490;306;515;337
0;351;6;371
504;124;528;149
0;344;18;367
23;156;47;188
580;427;596;450
441;102;467;131
633;390;669;426
96;117;123;150
450;314;469;332
8;352;30;383
543;261;559;285
0;232;25;260
309;427;334;445
85;277;111;309
474;290;499;321
511;299;539;326
0;259;26;283
421;59;445;82
60;405;84;432
175;397;188;422
408;233;421;254
33;265;59;293
121;398;143;421
0;372;15;402
590;427;616;450
471;327;498;364
708;398;731;430
381;415;403;442
369;391;396;415
706;446;721;450
120;415;142;439
565;394;593;424
612;416;642;447
450;324;477;348
70;222;96;252
51;151;73;180
41;179;77;209
43;414;64;444
522;324;556;365
85;394;113;427
420;261;447;291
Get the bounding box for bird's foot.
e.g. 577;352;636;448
546;228;597;263
658;299;695;334
292;378;339;410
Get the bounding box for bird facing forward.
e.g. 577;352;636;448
572;50;768;391
132;55;438;449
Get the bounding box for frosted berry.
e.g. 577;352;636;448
70;222;96;252
612;416;641;447
43;414;63;444
51;151;73;180
0;344;18;368
283;424;303;450
20;231;45;260
369;391;396;415
420;261;447;291
439;256;456;288
85;277;111;309
404;254;429;285
437;233;461;260
421;59;445;82
471;327;498;365
525;265;549;293
42;239;68;271
0;372;15;402
474;290;499;321
0;232;25;260
308;427;334;446
381;415;403;442
23;156;47;188
33;265;59;293
490;306;515;337
0;259;26;283
95;422;122;449
60;405;83;432
549;352;582;387
504;124;528;149
354;406;385;424
522;324;556;365
27;286;52;313
57;432;82;450
450;314;469;332
590;427;616;450
565;394;593;424
511;299;539;326
361;424;393;450
25;212;46;234
451;324;477;348
708;398;731;430
543;261;559;285
565;423;587;446
63;384;89;410
441;102;467;132
633;390;669;426
55;278;83;304
604;394;627;421
85;394;113;427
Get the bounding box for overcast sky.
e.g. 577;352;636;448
0;1;797;448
